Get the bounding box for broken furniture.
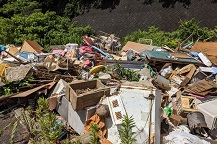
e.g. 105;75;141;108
49;79;97;134
176;95;198;116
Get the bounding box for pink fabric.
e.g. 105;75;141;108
189;93;205;99
79;46;93;54
82;59;92;68
52;50;66;56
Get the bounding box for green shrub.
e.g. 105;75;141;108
124;18;217;49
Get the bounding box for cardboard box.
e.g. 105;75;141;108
66;80;110;111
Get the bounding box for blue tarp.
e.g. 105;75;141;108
0;45;6;51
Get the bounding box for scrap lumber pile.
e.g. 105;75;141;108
1;34;217;144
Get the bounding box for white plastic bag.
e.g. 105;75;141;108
164;131;210;144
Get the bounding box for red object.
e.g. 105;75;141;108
82;36;94;45
82;59;92;68
79;46;93;54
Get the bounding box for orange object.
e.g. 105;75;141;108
84;114;112;144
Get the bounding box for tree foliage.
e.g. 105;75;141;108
124;18;217;48
0;0;95;51
0;0;39;17
0;11;93;51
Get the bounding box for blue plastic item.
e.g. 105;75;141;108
0;45;6;51
212;67;217;74
189;52;199;57
91;45;112;58
183;42;194;49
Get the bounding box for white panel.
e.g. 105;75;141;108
104;87;160;144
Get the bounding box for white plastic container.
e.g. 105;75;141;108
198;52;212;67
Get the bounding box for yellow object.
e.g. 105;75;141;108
89;65;105;74
0;63;10;77
133;69;140;73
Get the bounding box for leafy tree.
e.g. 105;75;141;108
0;0;40;17
124;18;217;49
0;11;93;51
177;18;211;41
124;26;180;48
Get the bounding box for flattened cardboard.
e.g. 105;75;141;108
6;47;19;58
191;42;217;56
20;40;43;53
169;114;182;126
122;41;154;52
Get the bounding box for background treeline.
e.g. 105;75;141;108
1;0;217;51
0;0;100;50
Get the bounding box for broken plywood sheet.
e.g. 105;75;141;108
11;82;56;98
186;79;217;96
5;64;32;82
122;41;154;52
145;50;202;65
170;64;196;87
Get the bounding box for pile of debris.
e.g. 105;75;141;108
1;33;217;144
